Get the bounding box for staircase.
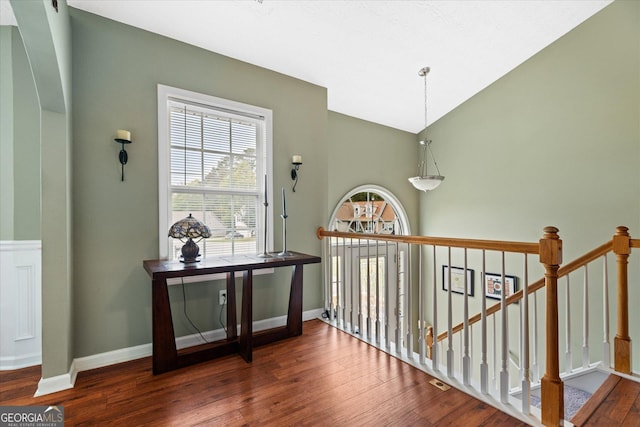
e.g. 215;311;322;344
317;226;640;426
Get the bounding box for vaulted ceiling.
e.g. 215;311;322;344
3;0;613;132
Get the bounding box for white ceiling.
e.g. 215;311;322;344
4;0;612;133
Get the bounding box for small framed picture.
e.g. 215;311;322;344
442;265;474;296
484;273;517;300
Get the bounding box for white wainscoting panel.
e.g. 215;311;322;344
0;240;42;370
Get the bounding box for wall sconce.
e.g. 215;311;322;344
114;129;131;181
291;155;302;192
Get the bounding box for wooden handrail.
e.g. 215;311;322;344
317;227;540;254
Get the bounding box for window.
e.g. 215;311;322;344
330;186;409;236
158;85;273;260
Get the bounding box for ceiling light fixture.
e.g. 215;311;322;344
409;66;444;192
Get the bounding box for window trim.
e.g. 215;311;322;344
157;84;273;260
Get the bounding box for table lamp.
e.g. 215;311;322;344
168;213;211;263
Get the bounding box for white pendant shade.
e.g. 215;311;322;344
409;175;444;192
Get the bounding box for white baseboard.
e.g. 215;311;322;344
34;308;324;396
34;360;77;397
0;352;42;371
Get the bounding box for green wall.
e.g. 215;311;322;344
423;0;640;373
327;112;419;232
70;9;327;357
0;26;40;241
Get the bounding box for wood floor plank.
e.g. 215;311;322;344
0;320;527;426
584;376;640;427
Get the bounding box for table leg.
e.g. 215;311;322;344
238;269;253;362
152;278;178;374
226;272;237;339
286;265;304;336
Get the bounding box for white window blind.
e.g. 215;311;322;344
158;85;273;260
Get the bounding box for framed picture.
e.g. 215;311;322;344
484;273;518;300
442;265;474;296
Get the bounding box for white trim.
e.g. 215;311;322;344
34;360;77;397
157;84;273;260
34;308;324;396
0;352;41;370
0;240;42;251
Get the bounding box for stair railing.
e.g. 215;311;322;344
317;226;637;427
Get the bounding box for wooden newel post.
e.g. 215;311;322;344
540;226;563;426
426;326;433;360
613;226;631;374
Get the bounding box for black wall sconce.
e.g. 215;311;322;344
291;155;302;192
114;129;131;181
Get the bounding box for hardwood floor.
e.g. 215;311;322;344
571;374;640;426
1;320;528;426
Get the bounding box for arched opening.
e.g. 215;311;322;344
326;185;410;341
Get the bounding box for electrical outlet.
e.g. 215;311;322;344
219;290;227;305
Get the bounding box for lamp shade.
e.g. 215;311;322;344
168;213;211;241
408;175;444;192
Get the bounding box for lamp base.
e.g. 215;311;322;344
181;238;201;263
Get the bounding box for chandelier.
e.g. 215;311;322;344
409;66;444;192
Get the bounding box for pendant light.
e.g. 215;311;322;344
409;66;444;192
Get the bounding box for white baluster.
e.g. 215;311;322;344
419;245;426;364
406;244;413;358
521;255;530;415
532;292;540;382
492;315;497;392
322;236;329;319
447;247;454;379
337;238;343;328
463;249;471;386
366;240;372;341
357;241;362;335
349;238;355;333
385;241;391;350
395;242;401;355
480;250;489;394
459;333;464;374
432;245;439;371
469;323;474;380
583;265;590;369
565;275;572;373
602;254;610;367
329;237;335;321
500;252;509;404
375;240;381;344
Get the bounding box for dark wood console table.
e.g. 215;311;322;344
143;251;321;375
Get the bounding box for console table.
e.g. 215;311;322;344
143;251;321;375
